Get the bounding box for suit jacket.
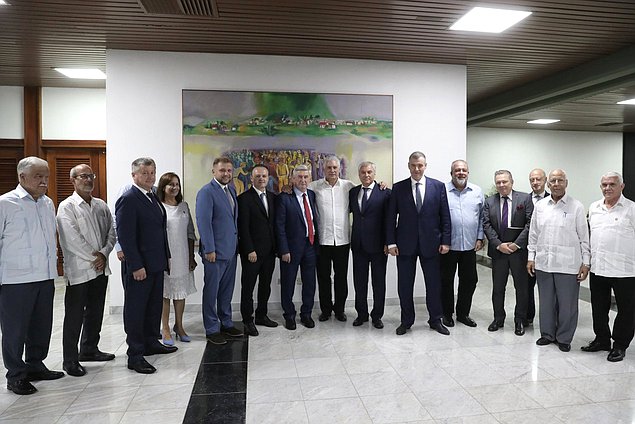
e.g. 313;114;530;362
483;190;534;258
349;183;391;254
115;185;169;274
386;177;451;258
195;179;238;260
275;189;319;256
237;187;276;257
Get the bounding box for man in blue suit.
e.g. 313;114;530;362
116;157;176;375
196;157;243;345
276;164;319;330
387;151;452;336
350;161;391;329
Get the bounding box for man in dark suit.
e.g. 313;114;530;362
483;169;533;336
350;161;391;329
237;164;278;336
386;151;452;336
116;157;177;375
276;164;319;330
196;157;243;345
527;168;548;325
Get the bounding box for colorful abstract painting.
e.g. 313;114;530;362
182;90;393;204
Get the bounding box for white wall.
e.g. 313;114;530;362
106;50;467;309
0;86;23;139
42;87;106;140
467;127;622;208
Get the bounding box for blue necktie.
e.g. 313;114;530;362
361;187;369;213
415;182;422;212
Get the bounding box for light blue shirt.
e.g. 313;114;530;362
0;185;58;284
445;181;484;251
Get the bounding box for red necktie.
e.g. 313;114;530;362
303;193;314;245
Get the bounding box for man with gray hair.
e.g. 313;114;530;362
57;164;116;377
528;169;590;352
0;156;63;395
584;172;635;362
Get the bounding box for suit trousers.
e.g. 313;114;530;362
123;270;164;364
240;252;275;322
527;272;537;321
590;273;635;350
352;248;387;321
280;238;316;320
536;270;579;344
396;253;443;327
63;274;108;364
0;280;54;382
317;244;350;315
491;251;528;323
202;255;237;335
440;250;478;318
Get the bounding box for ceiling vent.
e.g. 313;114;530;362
138;0;218;17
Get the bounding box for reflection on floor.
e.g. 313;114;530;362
0;264;634;423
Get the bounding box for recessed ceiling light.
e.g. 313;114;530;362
527;119;560;125
0;1;9;5
54;68;106;79
450;7;532;33
617;98;635;105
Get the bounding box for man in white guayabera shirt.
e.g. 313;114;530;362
527;169;590;353
0;157;63;395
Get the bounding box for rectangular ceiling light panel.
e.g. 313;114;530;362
450;7;532;33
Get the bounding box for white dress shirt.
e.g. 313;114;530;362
357;181;376;209
0;185;58;284
57;192;116;285
527;193;590;274
309;178;355;246
588;195;635;277
411;176;426;207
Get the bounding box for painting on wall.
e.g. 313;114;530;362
182;90;393;206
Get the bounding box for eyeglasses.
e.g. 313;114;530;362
74;173;96;180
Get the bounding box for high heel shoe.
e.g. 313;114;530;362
173;325;191;342
162;336;175;346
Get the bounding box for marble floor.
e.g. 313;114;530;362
1;264;634;423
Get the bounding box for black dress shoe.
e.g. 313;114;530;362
536;337;553;346
221;326;244;337
7;379;37;395
284;319;297;330
581;339;611;352
26;369;64;381
442;315;455;327
487;320;504;332
514;322;525;336
318;313;330;322
128;358;156;374
372;319;384;329
255;316;279;328
206;332;227;345
396;325;408;335
300;316;315;328
607;348;626;362
78;350;115;362
352;317;368;326
243;321;259;336
457;316;477;327
335;312;347;322
63;362;86;377
430;321;450;335
145;343;178;355
557;342;571;352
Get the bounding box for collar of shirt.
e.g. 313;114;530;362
213;178;229;190
319;178;341;188
601;194;627;210
548;193;570;205
362;181;376;191
293;187;308;198
14;184;34;201
253;187;266;197
447;181;473;193
533;191;546;198
69;191;93;206
132;183;153;195
410;176;426;188
501;192;513;201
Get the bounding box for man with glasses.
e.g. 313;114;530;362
57;164;116;377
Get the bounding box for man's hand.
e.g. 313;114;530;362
379;181;389;190
248;251;258;263
280;185;293;194
439;244;450;254
281;253;291;263
92;252;106;272
383;245;389;255
117;251;125;261
388;246;399;256
189;257;197;271
132;267;146;281
497;242;514;254
577;265;590;282
475;240;483;252
527;260;535;277
205;252;217;263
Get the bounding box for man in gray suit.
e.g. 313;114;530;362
483;170;533;336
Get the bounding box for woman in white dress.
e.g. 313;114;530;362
157;172;197;345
